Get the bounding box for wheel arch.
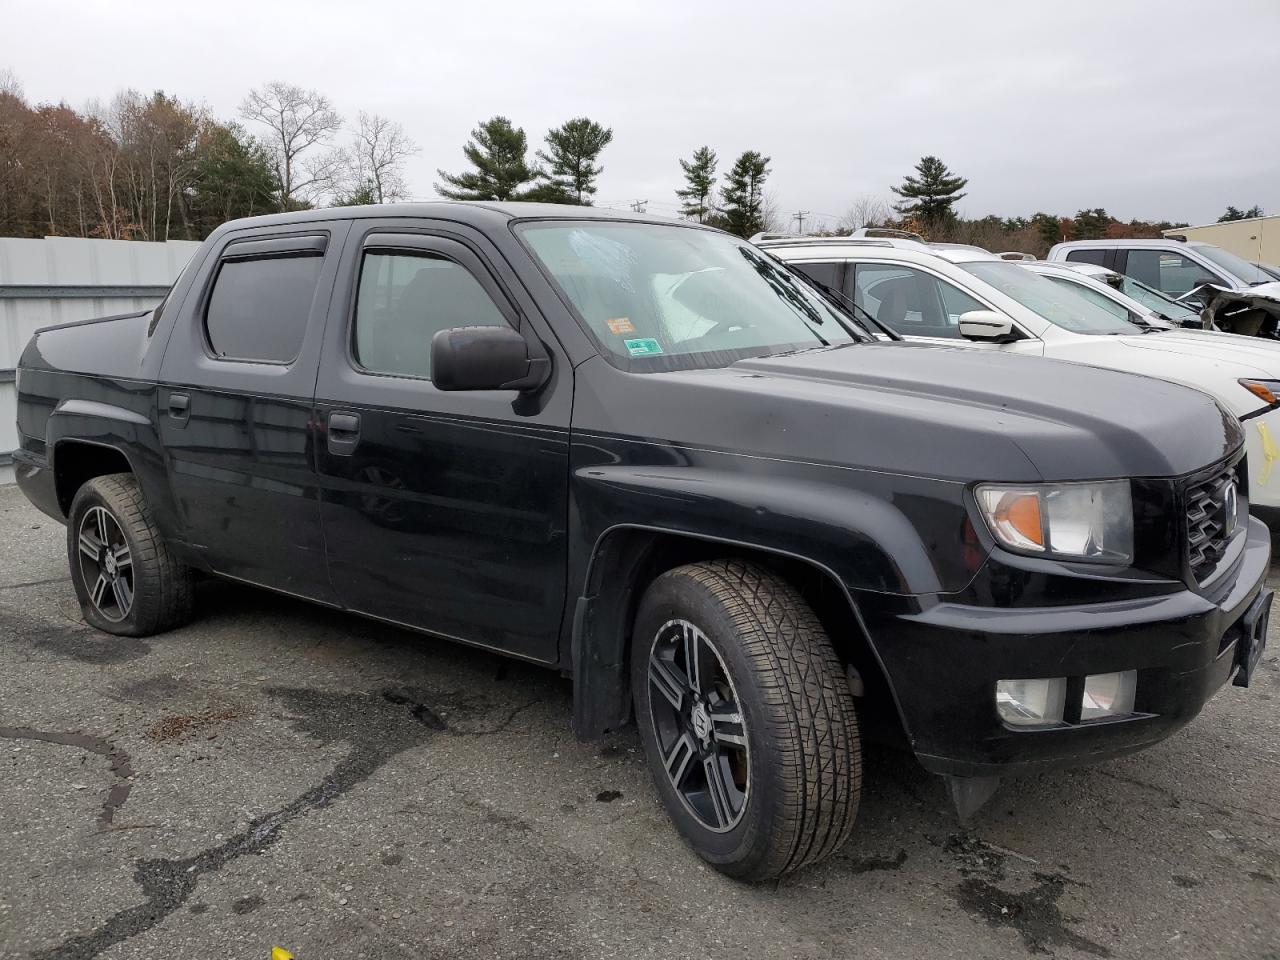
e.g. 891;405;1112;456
51;438;137;517
570;523;910;745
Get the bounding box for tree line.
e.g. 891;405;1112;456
818;155;1265;257
0;70;1263;255
0;72;416;241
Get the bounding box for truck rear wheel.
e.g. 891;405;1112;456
67;473;194;637
630;559;861;880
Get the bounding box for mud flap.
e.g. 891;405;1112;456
945;774;1002;822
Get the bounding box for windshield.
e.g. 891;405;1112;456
518;222;861;371
961;261;1139;334
1194;245;1271;284
1115;276;1199;322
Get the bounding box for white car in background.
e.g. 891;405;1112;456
1048;238;1280;338
758;235;1280;508
1020;260;1195;330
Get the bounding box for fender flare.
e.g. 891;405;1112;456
570;521;914;745
45;400;156;516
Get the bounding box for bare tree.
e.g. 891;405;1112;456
840;195;892;233
0;68;23;100
239;81;343;209
342;111;417;203
760;189;786;234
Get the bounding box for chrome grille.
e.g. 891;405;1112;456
1185;461;1238;581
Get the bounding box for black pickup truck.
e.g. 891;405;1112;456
12;204;1273;880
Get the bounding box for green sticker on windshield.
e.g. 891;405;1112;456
623;337;664;357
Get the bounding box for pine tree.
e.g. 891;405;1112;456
720;150;770;238
891;156;968;222
676;146;717;222
1219;205;1263;222
188;122;280;235
1073;207;1111;240
532;117;612;204
1030;212;1062;250
435;116;536;201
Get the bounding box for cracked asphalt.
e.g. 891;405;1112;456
0;483;1278;960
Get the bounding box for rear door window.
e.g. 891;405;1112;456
791;261;842;292
204;253;324;362
1065;249;1108;267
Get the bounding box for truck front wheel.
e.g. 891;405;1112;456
630;559;861;880
67;473;195;637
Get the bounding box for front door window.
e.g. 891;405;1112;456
848;264;985;338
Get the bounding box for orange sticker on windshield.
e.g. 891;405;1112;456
606;317;636;334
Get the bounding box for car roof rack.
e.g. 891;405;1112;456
848;227;925;242
752;235;900;249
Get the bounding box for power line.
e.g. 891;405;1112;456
791;210;811;233
629;199;648;213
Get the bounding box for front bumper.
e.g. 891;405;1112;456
1243;406;1280;508
866;516;1271;778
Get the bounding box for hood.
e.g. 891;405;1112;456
618;342;1241;484
1123;329;1280;372
1050;330;1280;416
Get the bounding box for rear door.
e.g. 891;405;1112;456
158;222;349;601
313;220;571;664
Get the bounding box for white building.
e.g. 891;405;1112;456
1163;215;1279;266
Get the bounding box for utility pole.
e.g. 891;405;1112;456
792;210;811;234
630;199;648;213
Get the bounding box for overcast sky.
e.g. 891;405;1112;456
5;0;1277;230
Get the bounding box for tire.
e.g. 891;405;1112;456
67;473;195;637
630;559;861;881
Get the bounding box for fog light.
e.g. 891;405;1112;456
1081;670;1136;721
996;678;1067;727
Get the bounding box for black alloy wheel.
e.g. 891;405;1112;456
631;560;861;881
66;473;195;637
646;617;751;832
76;505;134;623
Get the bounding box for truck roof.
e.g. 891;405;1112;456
214;201;695;234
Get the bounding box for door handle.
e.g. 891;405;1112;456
327;411;361;455
167;393;190;424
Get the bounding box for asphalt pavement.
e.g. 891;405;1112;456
1;483;1277;960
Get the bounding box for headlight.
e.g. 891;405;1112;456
975;480;1133;563
1240;379;1280;407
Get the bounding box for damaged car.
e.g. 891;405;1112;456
1049;238;1280;337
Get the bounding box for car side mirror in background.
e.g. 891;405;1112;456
431;326;550;392
958;310;1018;343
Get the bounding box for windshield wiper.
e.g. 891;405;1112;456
777;265;898;341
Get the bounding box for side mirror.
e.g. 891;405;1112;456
958;310;1018;343
431;326;549;392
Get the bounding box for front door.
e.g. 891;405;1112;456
157;224;349;601
313;224;571;664
847;262;1044;355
